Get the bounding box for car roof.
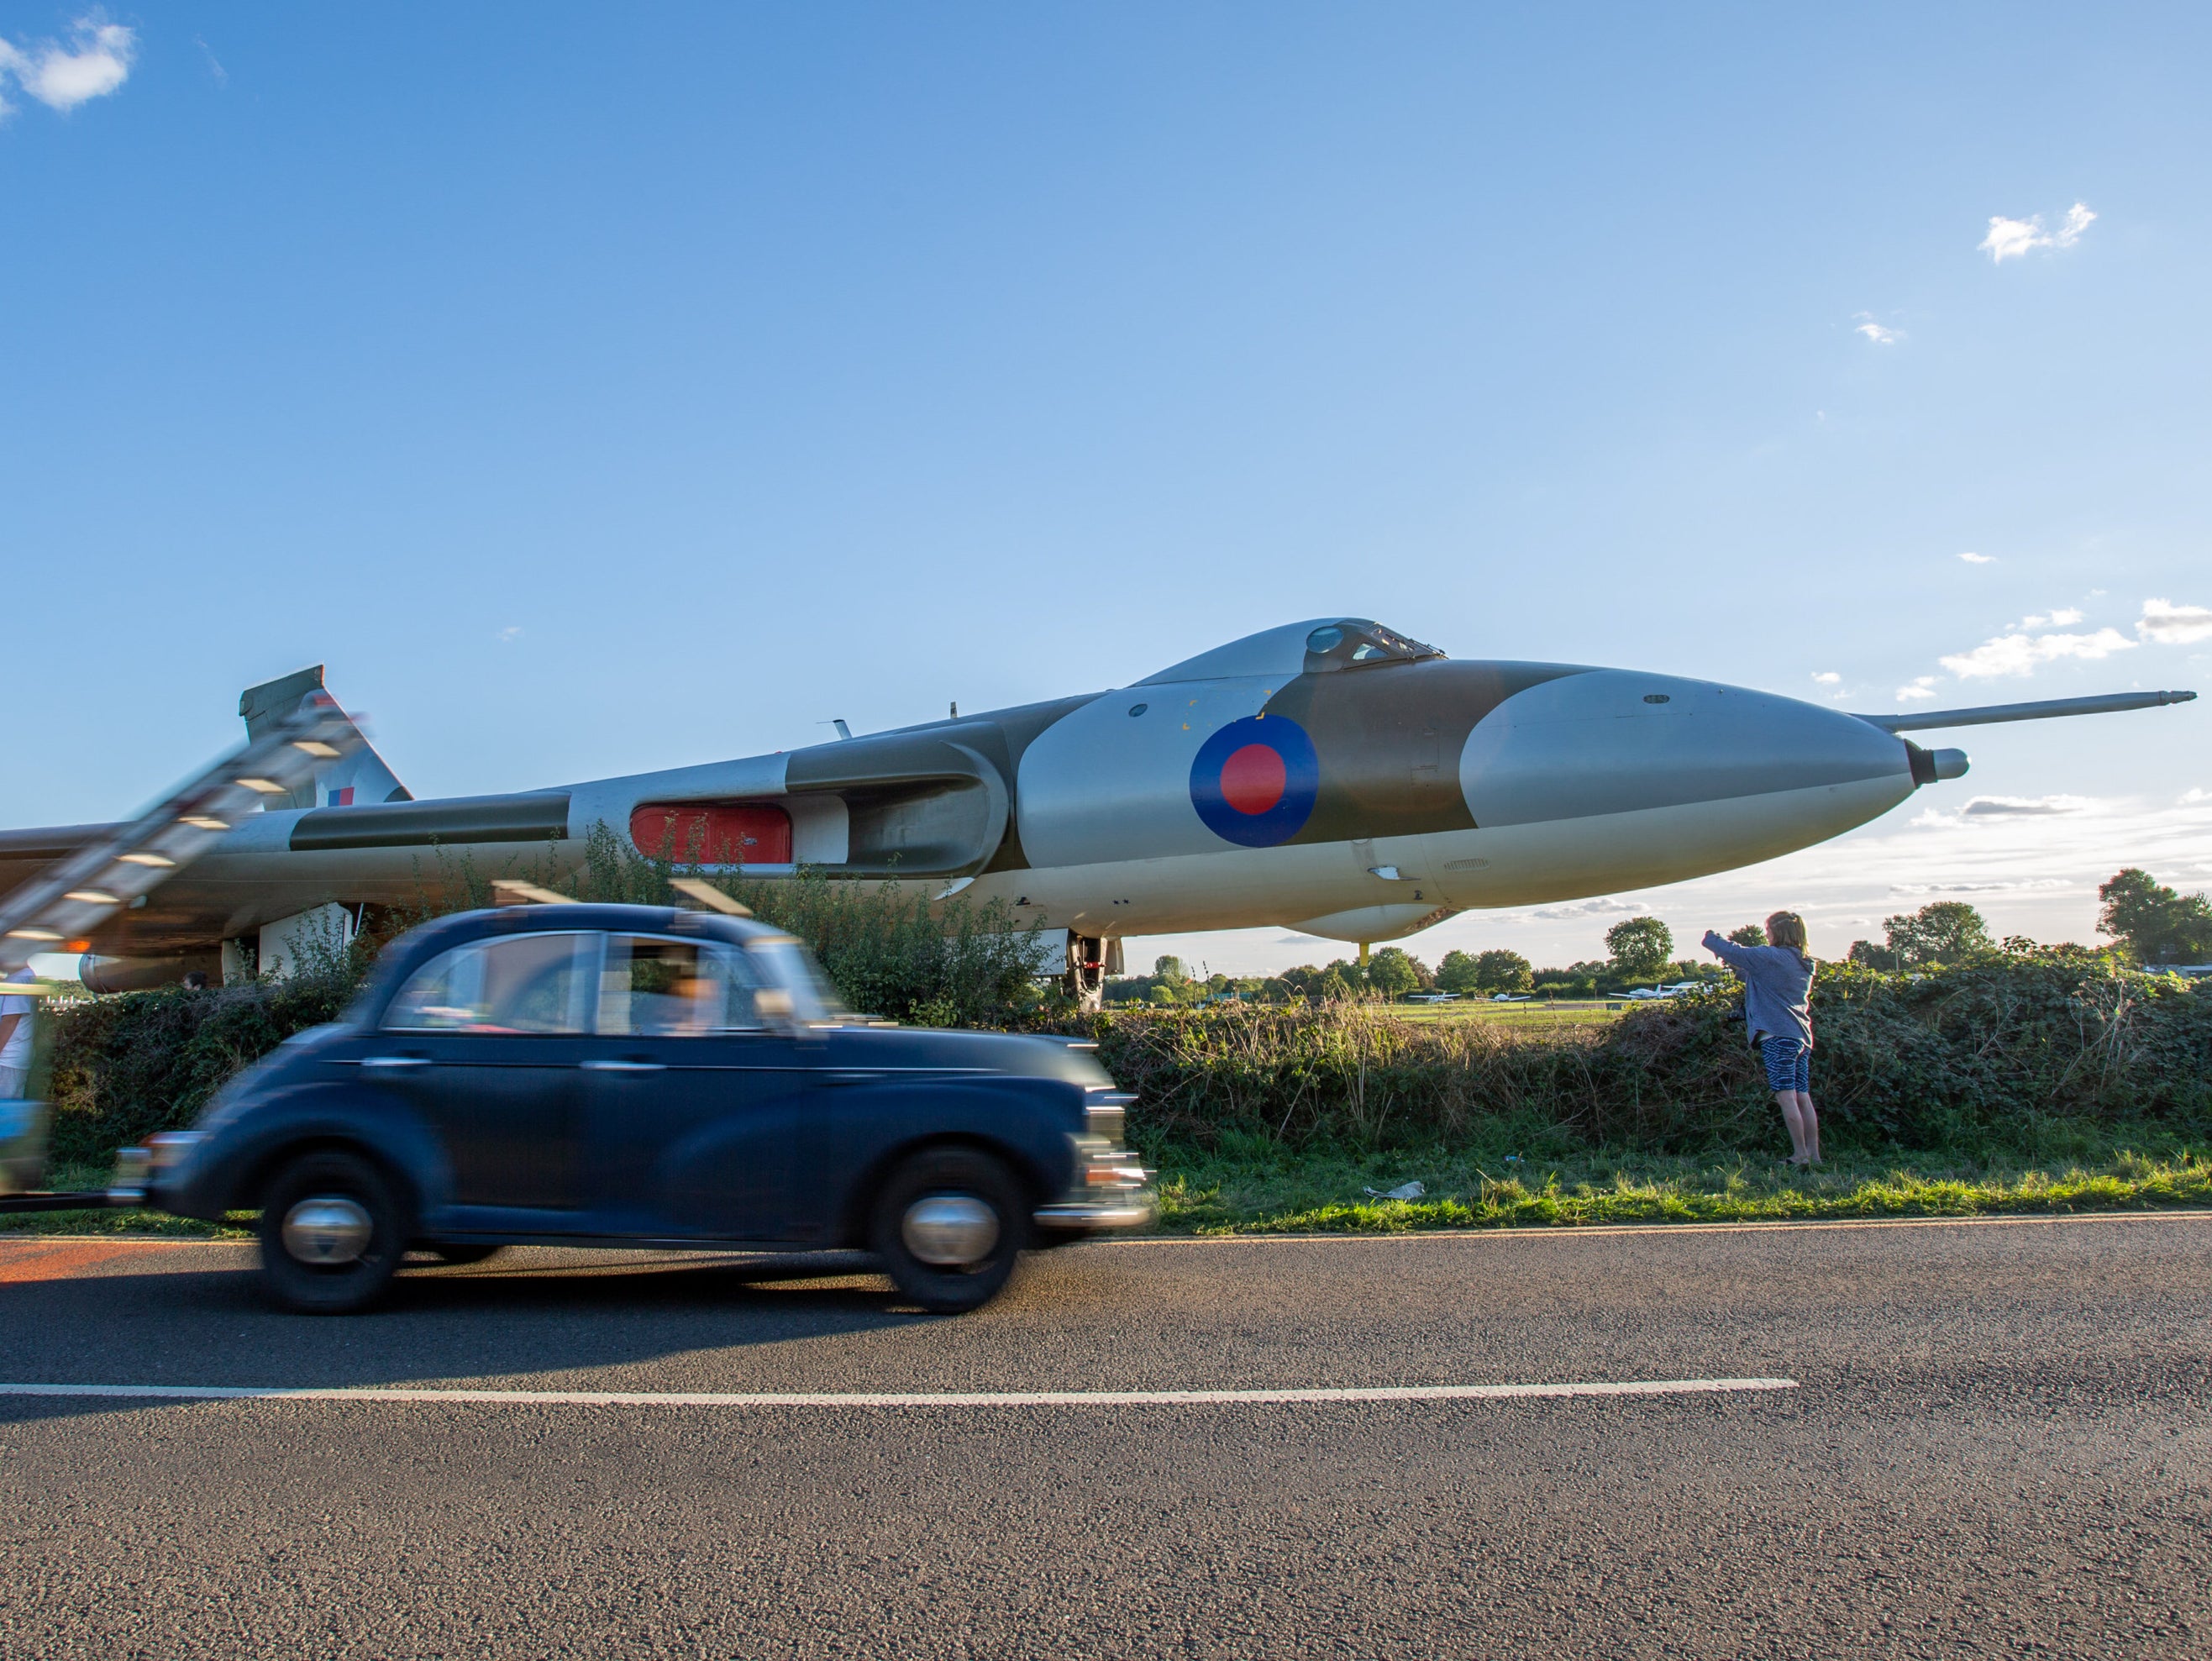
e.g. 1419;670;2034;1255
409;901;785;949
359;901;793;1010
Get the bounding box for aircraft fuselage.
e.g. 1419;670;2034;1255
39;619;1936;969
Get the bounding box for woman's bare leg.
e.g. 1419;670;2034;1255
1773;1091;1811;1164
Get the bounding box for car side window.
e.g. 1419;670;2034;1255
384;933;597;1034
598;936;764;1036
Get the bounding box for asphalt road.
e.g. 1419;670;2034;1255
2;1214;2208;1658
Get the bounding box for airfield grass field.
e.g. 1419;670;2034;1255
1391;996;1628;1029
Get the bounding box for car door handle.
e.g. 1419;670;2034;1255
580;1059;667;1073
360;1055;432;1070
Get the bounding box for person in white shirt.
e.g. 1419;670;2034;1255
0;967;35;1099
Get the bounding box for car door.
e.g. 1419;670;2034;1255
577;932;807;1241
370;929;597;1221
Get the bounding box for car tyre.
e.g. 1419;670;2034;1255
256;1149;406;1315
413;1242;502;1266
870;1148;1027;1314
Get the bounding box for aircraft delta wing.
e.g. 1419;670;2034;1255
0;619;2194;998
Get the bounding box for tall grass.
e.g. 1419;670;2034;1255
1045;953;2212;1161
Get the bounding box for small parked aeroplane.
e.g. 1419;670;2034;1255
0;618;2194;1001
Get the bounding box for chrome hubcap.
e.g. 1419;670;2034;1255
282;1196;373;1266
901;1194;999;1266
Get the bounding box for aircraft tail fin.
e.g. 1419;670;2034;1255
239;665;412;811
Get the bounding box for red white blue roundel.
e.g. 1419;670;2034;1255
1190;716;1320;847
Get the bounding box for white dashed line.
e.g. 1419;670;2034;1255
0;1377;1796;1408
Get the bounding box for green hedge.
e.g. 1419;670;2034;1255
40;950;2211;1170
45;972;357;1166
1044;954;2212;1159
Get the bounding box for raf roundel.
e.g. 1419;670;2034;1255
1190;716;1320;847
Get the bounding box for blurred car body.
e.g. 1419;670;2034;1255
118;903;1153;1313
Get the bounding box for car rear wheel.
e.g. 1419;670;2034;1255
870;1148;1027;1314
256;1149;405;1315
413;1242;502;1266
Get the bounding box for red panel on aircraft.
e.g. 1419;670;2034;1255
628;802;793;865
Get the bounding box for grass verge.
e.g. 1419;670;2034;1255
12;1151;2212;1243
0;1164;246;1238
1149;1143;2212;1233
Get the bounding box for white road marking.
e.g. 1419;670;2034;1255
0;1377;1795;1408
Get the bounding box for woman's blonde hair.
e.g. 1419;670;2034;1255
1765;910;1811;965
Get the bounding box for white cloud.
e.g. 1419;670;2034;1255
1957;794;2095;818
1979;217;2042;262
0;16;135;113
1938;626;2135;679
2021;608;2084;628
1958;551;1995;565
1979;202;2096;262
1530;896;1646;921
1895;677;1940;702
497;625;523;644
1811;671;1842;686
1852;313;1901;344
2138;597;2212;645
2183;788;2211;806
1889;878;2073;896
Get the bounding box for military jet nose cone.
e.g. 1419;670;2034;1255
1459;670;1915;828
1906;744;1970;785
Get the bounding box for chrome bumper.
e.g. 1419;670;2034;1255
1035;1133;1155;1231
108;1131;201;1206
108;1146;150;1205
1034;1194;1157;1230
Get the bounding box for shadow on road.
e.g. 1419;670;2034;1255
0;1247;1009;1423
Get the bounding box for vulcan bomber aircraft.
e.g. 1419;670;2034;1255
0;618;2194;1000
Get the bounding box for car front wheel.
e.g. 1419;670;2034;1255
870;1149;1027;1314
256;1149;405;1314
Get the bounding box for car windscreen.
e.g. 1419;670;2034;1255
747;938;851;1022
382;933;597;1033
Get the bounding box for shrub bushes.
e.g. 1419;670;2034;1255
1043;954;2212;1159
39;917;2209;1173
44;970;359;1165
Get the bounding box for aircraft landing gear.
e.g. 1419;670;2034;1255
1063;935;1122;1012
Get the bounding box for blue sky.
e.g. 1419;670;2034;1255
3;4;2207;970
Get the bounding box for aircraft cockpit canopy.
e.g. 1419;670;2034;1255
1302;619;1443;672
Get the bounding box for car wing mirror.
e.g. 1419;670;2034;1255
753;988;795;1023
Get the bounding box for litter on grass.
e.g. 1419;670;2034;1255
1363;1181;1426;1201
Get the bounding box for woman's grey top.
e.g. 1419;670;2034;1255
1701;932;1814;1049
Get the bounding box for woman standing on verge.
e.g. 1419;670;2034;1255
1702;912;1821;1168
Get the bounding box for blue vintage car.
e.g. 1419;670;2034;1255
116;903;1153;1313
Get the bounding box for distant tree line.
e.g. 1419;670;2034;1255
1105;915;1742;1005
1108;866;2212;1005
1846;869;2212;972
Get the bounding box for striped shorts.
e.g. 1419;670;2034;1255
1759;1036;1810;1094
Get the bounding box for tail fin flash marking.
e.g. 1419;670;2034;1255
236;666;412;810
